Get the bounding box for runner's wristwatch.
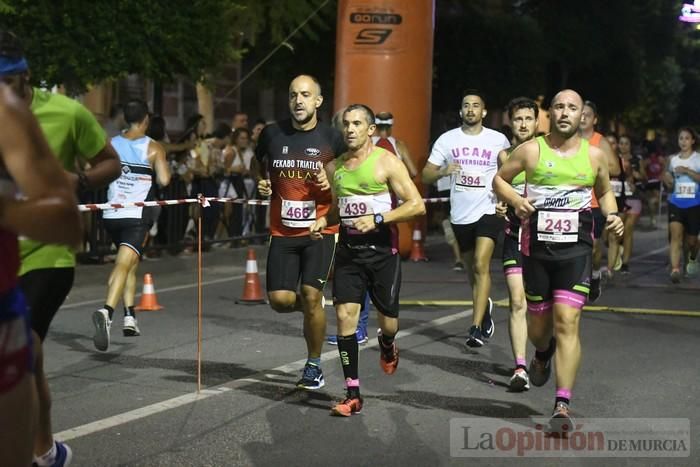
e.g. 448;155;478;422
374;213;384;225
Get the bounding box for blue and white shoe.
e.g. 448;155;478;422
33;441;73;467
296;363;325;390
356;327;369;345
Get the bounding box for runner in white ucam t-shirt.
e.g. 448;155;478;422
422;89;510;348
428;126;509;224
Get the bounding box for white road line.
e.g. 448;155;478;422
61;274;247;310
55;307;474;442
631;245;667;262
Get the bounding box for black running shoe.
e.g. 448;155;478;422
550;401;575;433
481;298;494;339
588;276;601;302
296;363;325;390
465;325;484;348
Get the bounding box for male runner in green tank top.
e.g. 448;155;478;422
496;97;539;392
494;89;623;430
309;104;425;416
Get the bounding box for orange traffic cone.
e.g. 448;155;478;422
409;224;428;262
236;248;267;305
135;273;163;311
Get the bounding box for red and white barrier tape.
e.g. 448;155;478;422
78;196;451;212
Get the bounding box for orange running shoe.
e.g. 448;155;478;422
331;396;363;417
378;331;399;375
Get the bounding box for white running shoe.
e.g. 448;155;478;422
123;315;141;337
92;308;111;351
509;368;530;392
686;258;699;276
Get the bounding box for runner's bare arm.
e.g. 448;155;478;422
674;165;700;182
493;140;535;219
150;140;171;186
396;139;418;178
309;160;339;238
421;161;460;185
591;146;623;237
598;136;621;177
251;157;271;196
353;152;424;233
72;139;121;191
0;85;81;247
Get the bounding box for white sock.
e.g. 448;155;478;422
592;269;601;279
35;442;57;466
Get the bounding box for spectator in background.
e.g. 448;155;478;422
251;117;267;145
103;103;125;138
147;116;193;254
231;111;249;130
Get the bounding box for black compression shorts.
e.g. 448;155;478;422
103;218;150;257
332;245;401;318
452;214;503;252
502;234;522;276
668;203;700;236
20;267;75;341
523;254;591;312
266;234;336;292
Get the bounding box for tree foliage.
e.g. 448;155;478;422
0;0;329;94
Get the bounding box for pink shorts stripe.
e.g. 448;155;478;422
553;289;586;309
527;300;553;315
504;267;523;276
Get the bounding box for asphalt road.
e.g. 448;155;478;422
43;219;699;466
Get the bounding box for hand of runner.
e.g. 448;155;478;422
257;179;272;197
309;217;327;240
673;166;687;176
495;201;508;218
442;163;461;177
514;197;535;219
606;213;624;238
353;214;376;233
314;165;330;191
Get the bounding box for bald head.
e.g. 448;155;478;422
288;74;323;129
551;89;583;109
549;89;584;138
289;75;322;96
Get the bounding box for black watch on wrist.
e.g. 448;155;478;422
374;213;384;226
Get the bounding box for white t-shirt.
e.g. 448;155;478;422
428;126;510;224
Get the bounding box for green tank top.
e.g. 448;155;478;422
333;147;388;196
521;136;595;260
333;147;395;249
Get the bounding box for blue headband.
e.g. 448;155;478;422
0;56;28;75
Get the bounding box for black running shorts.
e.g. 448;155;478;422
332;245;401;318
452;214;503;252
591;208;605;240
668;203;700;236
20;267;75;341
523;254;591;310
502;234;522;276
266;234;336;292
103;218;150;257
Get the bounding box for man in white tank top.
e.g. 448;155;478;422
422;89;510;348
93;100;171;352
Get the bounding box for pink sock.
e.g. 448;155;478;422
556;388;572;400
345;378;360;388
515;358;527;368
